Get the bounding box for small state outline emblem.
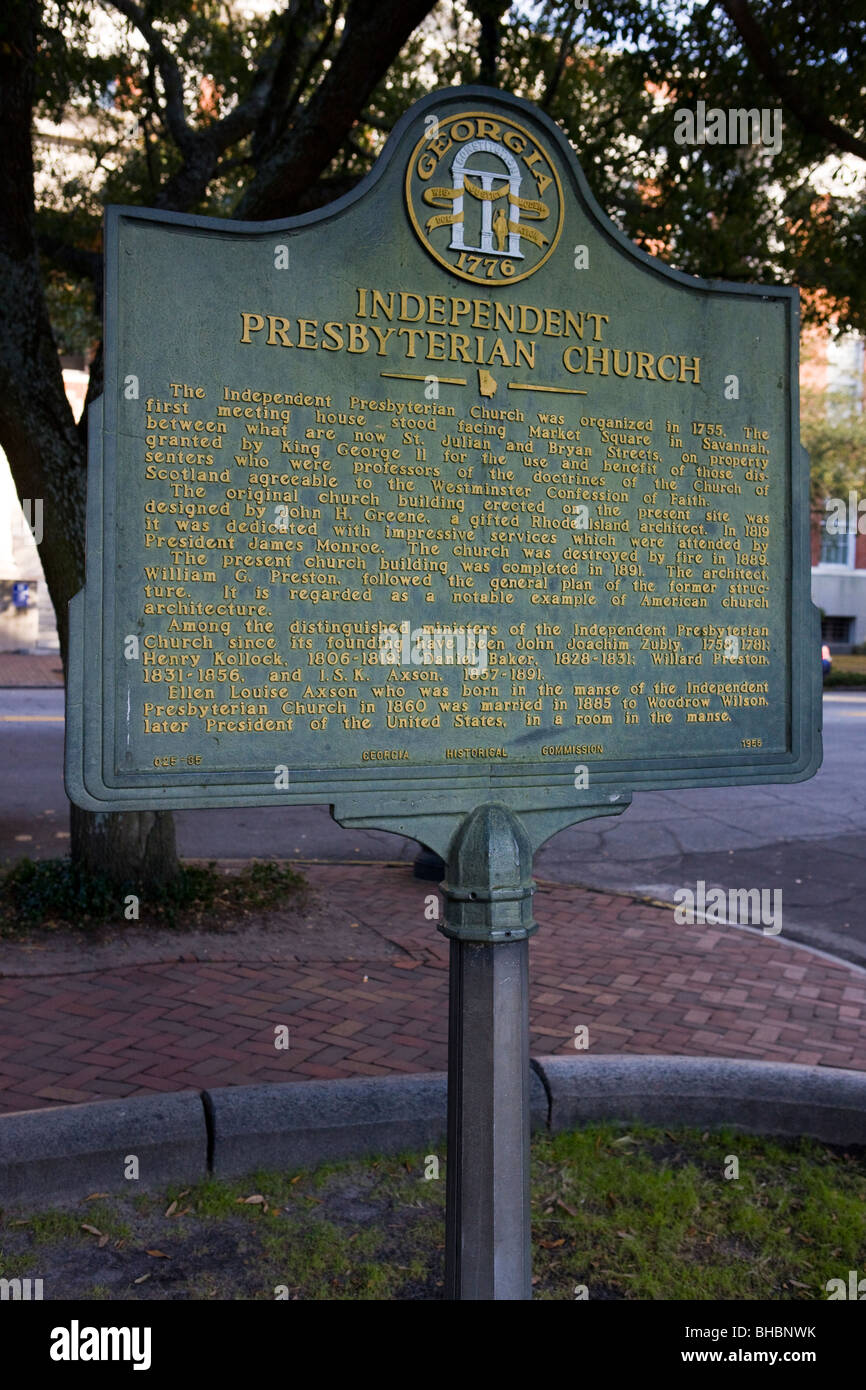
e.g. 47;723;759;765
405;111;564;286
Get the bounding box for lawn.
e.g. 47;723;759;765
2;1124;863;1300
824;654;866;687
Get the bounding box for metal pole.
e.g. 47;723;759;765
439;802;537;1300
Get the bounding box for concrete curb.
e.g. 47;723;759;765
0;1091;207;1204
537;1055;866;1145
206;1069;549;1179
1;1057;864;1206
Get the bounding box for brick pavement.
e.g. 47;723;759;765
0;863;864;1113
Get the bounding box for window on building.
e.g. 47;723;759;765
819;526;855;565
821;615;853;645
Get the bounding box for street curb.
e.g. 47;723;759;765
0;1091;207;1204
537;1055;866;1145
206;1070;549;1179
1;1057;864;1207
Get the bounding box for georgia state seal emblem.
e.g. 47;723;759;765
405;111;563;286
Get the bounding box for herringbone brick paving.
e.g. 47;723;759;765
0;863;864;1112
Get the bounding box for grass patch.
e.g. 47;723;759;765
824;655;866;687
25;1211;81;1243
0;858;306;935
1;1126;863;1299
530;1126;866;1299
0;1250;39;1280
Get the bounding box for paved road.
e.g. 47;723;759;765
2;688;865;964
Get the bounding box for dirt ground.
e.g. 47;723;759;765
0;1156;445;1301
3;1128;864;1301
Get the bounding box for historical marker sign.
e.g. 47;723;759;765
65;84;824;1303
66;85;821;817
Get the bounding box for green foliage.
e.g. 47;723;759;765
0;856;305;932
0;1251;37;1280
802;387;866;508
823;669;866;686
2;856;121;926
518;1;866;332
31;0;866;364
21;1209;80;1242
43;268;100;357
822;655;866;685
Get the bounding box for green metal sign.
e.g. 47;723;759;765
66;85;822;831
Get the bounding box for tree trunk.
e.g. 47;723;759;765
2;0;448;896
70;804;179;889
0;0;180;891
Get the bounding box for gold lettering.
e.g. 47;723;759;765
522;147;553;197
346;323;370;354
240;312;265;343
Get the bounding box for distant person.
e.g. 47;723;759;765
822;643;832;676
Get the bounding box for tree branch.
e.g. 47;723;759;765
37;234;104;324
107;0;194;155
107;0;271;211
541;12;579;111
721;0;866;161
281;1;345;137
250;0;334;166
360;110;393;134
37;235;101;285
149;1;323;211
237;0;437;221
470;0;509;86
0;0;86;663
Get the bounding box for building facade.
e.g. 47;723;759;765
808;329;866;650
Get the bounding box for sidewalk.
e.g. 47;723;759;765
0;651;63;686
0;863;864;1114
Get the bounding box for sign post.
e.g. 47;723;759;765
66;85;821;1299
440;802;535;1300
